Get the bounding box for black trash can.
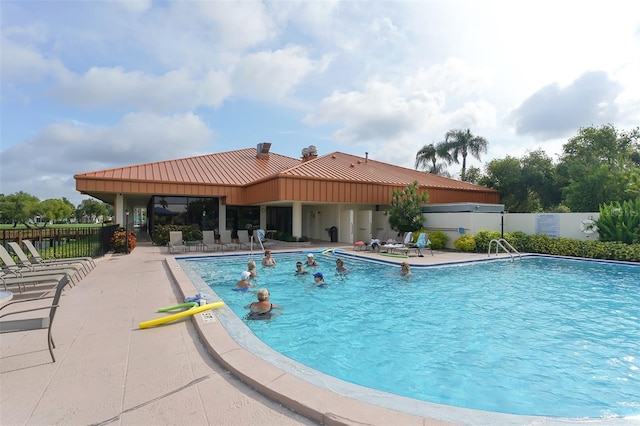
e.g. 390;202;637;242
329;226;338;242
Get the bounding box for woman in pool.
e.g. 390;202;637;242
235;271;255;291
335;258;349;274
305;253;319;267
295;261;309;275
244;288;282;320
247;259;258;277
261;250;276;266
399;261;411;278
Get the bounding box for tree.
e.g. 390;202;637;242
76;198;109;222
387;181;429;234
479;156;529;212
440;129;488;181
0;191;41;226
39;199;74;224
414;143;450;176
558;125;640;211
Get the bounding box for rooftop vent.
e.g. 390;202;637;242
257;142;271;158
301;145;318;162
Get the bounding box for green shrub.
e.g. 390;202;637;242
427;230;448;249
597;199;640;244
453;234;476;252
152;224;202;246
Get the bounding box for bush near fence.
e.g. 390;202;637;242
471;230;640;262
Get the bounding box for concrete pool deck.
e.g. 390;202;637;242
1;240;632;425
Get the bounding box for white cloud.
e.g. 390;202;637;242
0;112;212;205
232;45;321;100
53;67;231;113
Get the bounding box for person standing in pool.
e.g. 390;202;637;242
247;259;258;277
335;258;349;274
235;271;255;291
262;250;277;266
305;253;319;266
295;261;309;275
244;288;282;320
399;261;411;278
313;272;327;287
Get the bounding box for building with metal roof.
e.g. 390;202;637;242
75;143;500;243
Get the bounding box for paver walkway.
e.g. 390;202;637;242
0;241;316;426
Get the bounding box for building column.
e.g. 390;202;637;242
218;199;226;232
115;193;125;226
292;202;302;239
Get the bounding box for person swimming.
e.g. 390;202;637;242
305;253;319;267
335;258;349;274
244;288;282;320
295;261;309;275
247;259;258;277
234;271;254;291
313;272;328;288
399;261;411;278
262;249;276;266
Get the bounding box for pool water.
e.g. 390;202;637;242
183;253;640;419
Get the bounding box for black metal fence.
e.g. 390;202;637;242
1;225;119;260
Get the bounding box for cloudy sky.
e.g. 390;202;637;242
2;0;639;206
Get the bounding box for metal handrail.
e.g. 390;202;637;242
488;238;521;261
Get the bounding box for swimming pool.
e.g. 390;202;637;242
181;252;640;420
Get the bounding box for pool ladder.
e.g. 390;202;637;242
488;239;521;261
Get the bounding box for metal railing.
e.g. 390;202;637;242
488;238;521;261
1;225;119;260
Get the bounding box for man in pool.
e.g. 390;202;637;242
335;258;349;274
313;272;327;288
244;288;282;320
295;261;309;275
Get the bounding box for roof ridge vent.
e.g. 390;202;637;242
257;142;271;159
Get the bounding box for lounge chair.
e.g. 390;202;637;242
219;230;239;251
0;275;70;362
394;232;432;257
236;230;252;250
0;245;80;285
0;271;67;293
8;242;89;277
381;232;413;254
22;239;96;269
202;230;222;252
168;231;188;253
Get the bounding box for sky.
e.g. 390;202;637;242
2;0;640;207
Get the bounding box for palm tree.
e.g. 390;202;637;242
414;143;450;176
441;128;488;181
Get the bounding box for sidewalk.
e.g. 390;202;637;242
0;241;316;426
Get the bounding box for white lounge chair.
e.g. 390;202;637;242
202;231;222;252
22;239;96;269
8;242;89;277
168;231;188;253
219;230;239;251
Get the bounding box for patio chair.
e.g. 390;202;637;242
168;231;188;253
8;242;89;277
219;230;239;251
381;232;412;254
22;239;96;269
394;232;432;257
236;230;252;249
0;245;80;285
0;275;70;362
202;231;223;252
0;270;67;294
